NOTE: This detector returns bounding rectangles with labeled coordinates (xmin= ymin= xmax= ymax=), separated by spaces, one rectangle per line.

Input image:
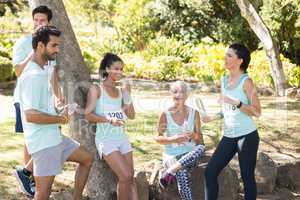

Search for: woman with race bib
xmin=204 ymin=44 xmax=261 ymax=200
xmin=85 ymin=53 xmax=138 ymax=200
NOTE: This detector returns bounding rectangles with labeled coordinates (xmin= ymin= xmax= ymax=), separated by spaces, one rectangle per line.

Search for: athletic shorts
xmin=31 ymin=136 xmax=80 ymax=176
xmin=96 ymin=138 xmax=133 ymax=159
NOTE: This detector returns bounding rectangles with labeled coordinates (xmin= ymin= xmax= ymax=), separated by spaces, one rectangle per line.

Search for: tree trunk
xmin=235 ymin=0 xmax=287 ymax=96
xmin=28 ymin=1 xmax=117 ymax=199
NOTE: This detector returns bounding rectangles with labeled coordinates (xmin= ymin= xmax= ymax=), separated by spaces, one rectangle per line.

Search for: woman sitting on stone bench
xmin=154 ymin=80 xmax=205 ymax=200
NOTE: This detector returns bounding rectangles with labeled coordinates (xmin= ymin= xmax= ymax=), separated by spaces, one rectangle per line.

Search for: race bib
xmin=103 ymin=110 xmax=127 ymax=121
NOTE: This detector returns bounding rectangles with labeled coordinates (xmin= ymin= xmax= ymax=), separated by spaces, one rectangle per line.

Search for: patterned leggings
xmin=175 ymin=145 xmax=205 ymax=200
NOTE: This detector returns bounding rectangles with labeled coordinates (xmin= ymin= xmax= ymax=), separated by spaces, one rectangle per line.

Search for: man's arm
xmin=20 ymin=74 xmax=68 ymax=125
xmin=25 ymin=109 xmax=67 ymax=124
xmin=51 ymin=68 xmax=65 ymax=109
xmin=14 ymin=50 xmax=34 ymax=77
xmin=13 ymin=36 xmax=34 ymax=77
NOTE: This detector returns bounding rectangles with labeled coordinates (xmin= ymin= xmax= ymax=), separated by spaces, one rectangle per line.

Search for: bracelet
xmin=62 ymin=115 xmax=69 ymax=123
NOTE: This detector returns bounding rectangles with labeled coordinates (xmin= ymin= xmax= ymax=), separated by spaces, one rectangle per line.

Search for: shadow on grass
xmin=260 ymin=138 xmax=298 ymax=159
xmin=0 ymin=88 xmax=14 ymax=96
xmin=132 ymin=142 xmax=148 ymax=155
xmin=0 ymin=160 xmax=28 ymax=200
xmin=263 ymin=101 xmax=300 ymax=111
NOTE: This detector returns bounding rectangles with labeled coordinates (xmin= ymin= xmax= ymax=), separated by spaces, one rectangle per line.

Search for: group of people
xmin=12 ymin=5 xmax=261 ymax=200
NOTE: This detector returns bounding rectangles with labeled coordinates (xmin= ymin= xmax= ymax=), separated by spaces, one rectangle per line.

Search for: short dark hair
xmin=32 ymin=5 xmax=53 ymax=21
xmin=32 ymin=26 xmax=61 ymax=49
xmin=229 ymin=43 xmax=251 ymax=73
xmin=99 ymin=53 xmax=123 ymax=78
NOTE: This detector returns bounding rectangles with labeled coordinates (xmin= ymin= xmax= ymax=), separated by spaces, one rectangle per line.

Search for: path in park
xmin=0 ymin=87 xmax=293 ymax=134
xmin=0 ymin=89 xmax=220 ymax=123
xmin=0 ymin=92 xmax=14 ymax=123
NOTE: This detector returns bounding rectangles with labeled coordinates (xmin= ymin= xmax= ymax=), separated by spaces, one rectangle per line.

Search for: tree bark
xmin=235 ymin=0 xmax=287 ymax=96
xmin=29 ymin=1 xmax=117 ymax=199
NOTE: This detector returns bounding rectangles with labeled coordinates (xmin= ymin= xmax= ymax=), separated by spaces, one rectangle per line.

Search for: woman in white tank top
xmin=155 ymin=81 xmax=205 ymax=200
xmin=85 ymin=53 xmax=138 ymax=200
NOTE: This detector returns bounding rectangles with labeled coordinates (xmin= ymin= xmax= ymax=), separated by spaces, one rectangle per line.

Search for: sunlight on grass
xmin=0 ymin=96 xmax=299 ymax=198
xmin=0 ymin=119 xmax=28 ymax=200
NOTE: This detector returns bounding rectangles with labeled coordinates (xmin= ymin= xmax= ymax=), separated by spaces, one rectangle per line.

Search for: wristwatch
xmin=237 ymin=101 xmax=243 ymax=109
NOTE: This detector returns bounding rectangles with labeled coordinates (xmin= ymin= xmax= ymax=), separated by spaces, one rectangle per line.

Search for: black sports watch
xmin=237 ymin=101 xmax=243 ymax=109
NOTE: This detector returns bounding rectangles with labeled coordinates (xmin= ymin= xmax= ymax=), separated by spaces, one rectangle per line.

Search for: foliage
xmin=1 ymin=0 xmax=299 ymax=89
xmin=141 ymin=36 xmax=194 ymax=62
xmin=113 ymin=0 xmax=160 ymax=51
xmin=123 ymin=41 xmax=300 ymax=88
xmin=248 ymin=51 xmax=299 ymax=87
xmin=288 ymin=66 xmax=300 ymax=87
xmin=66 ymin=0 xmax=118 ymax=26
xmin=0 ymin=56 xmax=13 ymax=82
xmin=260 ymin=0 xmax=300 ymax=65
xmin=82 ymin=50 xmax=98 ymax=74
xmin=0 ymin=0 xmax=27 ymax=16
xmin=150 ymin=0 xmax=260 ymax=51
xmin=0 ymin=35 xmax=14 ymax=82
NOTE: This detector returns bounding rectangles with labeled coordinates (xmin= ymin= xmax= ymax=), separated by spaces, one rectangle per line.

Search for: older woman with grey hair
xmin=154 ymin=81 xmax=205 ymax=200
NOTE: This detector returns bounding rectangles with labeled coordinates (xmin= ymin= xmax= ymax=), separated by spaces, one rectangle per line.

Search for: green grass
xmin=0 ymin=95 xmax=300 ymax=198
xmin=0 ymin=119 xmax=27 ymax=200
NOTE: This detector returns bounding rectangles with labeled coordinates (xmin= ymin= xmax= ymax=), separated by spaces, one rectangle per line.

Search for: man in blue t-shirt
xmin=19 ymin=25 xmax=93 ymax=200
xmin=12 ymin=5 xmax=63 ymax=197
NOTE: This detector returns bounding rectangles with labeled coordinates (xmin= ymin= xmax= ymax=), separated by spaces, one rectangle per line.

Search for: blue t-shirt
xmin=12 ymin=35 xmax=56 ymax=103
xmin=12 ymin=35 xmax=32 ymax=67
xmin=19 ymin=60 xmax=62 ymax=154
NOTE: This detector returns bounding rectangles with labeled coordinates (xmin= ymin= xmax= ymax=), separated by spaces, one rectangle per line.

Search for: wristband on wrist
xmin=123 ymin=95 xmax=132 ymax=105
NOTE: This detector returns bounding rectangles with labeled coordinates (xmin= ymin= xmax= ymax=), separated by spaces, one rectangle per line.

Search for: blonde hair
xmin=170 ymin=81 xmax=190 ymax=96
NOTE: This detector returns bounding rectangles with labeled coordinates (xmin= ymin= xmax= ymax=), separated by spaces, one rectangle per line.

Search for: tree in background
xmin=66 ymin=0 xmax=119 ymax=38
xmin=151 ymin=0 xmax=288 ymax=96
xmin=236 ymin=0 xmax=287 ymax=96
xmin=260 ymin=0 xmax=300 ymax=65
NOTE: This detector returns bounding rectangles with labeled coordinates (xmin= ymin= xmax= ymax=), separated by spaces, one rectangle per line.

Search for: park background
xmin=0 ymin=0 xmax=299 ymax=199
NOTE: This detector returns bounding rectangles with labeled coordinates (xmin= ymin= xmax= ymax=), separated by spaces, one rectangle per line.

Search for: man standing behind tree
xmin=19 ymin=25 xmax=93 ymax=200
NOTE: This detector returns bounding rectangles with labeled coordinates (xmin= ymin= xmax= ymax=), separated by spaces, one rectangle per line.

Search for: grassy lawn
xmin=0 ymin=91 xmax=299 ymax=199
